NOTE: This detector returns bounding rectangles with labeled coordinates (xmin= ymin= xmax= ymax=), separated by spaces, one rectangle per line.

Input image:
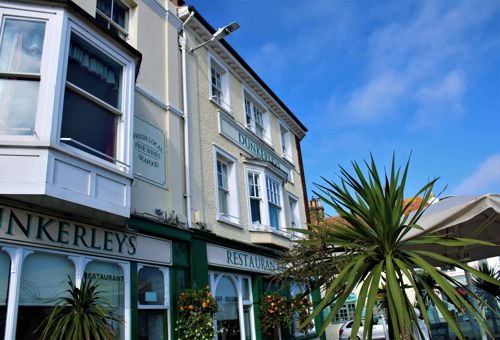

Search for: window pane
xmin=138 ymin=266 xmax=165 ymax=306
xmin=113 ymin=1 xmax=128 ymax=29
xmin=250 ymin=199 xmax=261 ymax=224
xmin=17 ymin=253 xmax=75 ymax=339
xmin=0 ymin=19 xmax=45 ymax=74
xmin=269 ymin=204 xmax=280 ymax=229
xmin=97 ymin=0 xmax=112 ymax=17
xmin=138 ymin=310 xmax=166 ymax=340
xmin=0 ymin=251 xmax=9 ymax=339
xmin=85 ymin=261 xmax=125 ymax=339
xmin=0 ymin=79 xmax=38 ymax=135
xmin=219 ymin=188 xmax=228 ymax=215
xmin=61 ymin=89 xmax=117 ymax=159
xmin=67 ymin=34 xmax=122 ymax=108
xmin=19 ymin=253 xmax=74 ymax=305
xmin=242 ymin=278 xmax=250 ymax=301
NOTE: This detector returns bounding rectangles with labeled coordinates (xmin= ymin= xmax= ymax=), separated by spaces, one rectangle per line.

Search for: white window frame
xmin=245 ymin=165 xmax=286 ymax=231
xmin=209 ymin=54 xmax=231 ymax=112
xmin=0 ymin=4 xmax=135 ymax=175
xmin=279 ymin=122 xmax=293 ymax=162
xmin=247 ymin=171 xmax=262 ymax=225
xmin=0 ymin=4 xmax=63 ymax=143
xmin=242 ymin=88 xmax=272 ymax=146
xmin=209 ymin=271 xmax=255 ymax=340
xmin=95 ymin=0 xmax=130 ymax=41
xmin=0 ymin=243 xmax=132 ymax=340
xmin=214 ymin=147 xmax=241 ymax=226
xmin=137 ymin=264 xmax=170 ymax=340
xmin=287 ymin=192 xmax=301 ymax=230
xmin=57 ymin=16 xmax=135 ymax=172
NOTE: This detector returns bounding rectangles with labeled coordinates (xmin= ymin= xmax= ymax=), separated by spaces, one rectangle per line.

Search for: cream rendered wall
xmin=187 ymin=33 xmax=308 ymax=243
xmin=130 ymin=1 xmax=186 ymax=220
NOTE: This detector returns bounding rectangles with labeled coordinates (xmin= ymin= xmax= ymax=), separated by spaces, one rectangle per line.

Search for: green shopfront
xmin=0 ymin=204 xmax=172 ymax=340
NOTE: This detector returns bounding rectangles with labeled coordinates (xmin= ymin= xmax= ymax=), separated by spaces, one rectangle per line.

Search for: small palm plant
xmin=38 ymin=276 xmax=120 ymax=340
xmin=294 ymin=155 xmax=500 ymax=339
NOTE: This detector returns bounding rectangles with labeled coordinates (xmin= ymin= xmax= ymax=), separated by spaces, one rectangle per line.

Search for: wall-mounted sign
xmin=133 ymin=116 xmax=166 ymax=187
xmin=219 ymin=112 xmax=291 ymax=174
xmin=0 ymin=205 xmax=172 ymax=265
xmin=207 ymin=244 xmax=279 ymax=274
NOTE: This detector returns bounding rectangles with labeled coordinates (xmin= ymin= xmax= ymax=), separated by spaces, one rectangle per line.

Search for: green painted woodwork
xmin=189 ymin=237 xmax=209 ymax=287
xmin=130 ymin=261 xmax=138 ymax=340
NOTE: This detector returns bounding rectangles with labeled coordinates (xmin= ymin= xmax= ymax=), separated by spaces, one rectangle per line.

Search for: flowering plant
xmin=259 ymin=292 xmax=293 ymax=335
xmin=291 ymin=295 xmax=314 ymax=334
xmin=175 ymin=286 xmax=217 ymax=340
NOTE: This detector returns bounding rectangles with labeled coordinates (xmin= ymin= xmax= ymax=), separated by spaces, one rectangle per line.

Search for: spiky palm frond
xmin=293 ymin=155 xmax=500 ymax=339
xmin=38 ymin=276 xmax=120 ymax=340
xmin=473 ymin=262 xmax=500 ymax=302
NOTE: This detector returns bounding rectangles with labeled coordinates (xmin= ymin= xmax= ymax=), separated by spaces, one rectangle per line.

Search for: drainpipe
xmin=180 ymin=10 xmax=195 ymax=228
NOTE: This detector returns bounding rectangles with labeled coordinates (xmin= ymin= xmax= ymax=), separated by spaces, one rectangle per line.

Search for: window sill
xmin=210 ymin=97 xmax=233 ymax=116
xmin=53 ymin=143 xmax=133 ymax=179
xmin=217 ymin=215 xmax=243 ymax=228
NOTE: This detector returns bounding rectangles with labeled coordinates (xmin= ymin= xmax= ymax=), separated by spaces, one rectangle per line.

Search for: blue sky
xmin=188 ymin=0 xmax=500 ymax=216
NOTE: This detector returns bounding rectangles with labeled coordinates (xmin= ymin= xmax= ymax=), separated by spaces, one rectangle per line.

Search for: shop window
xmin=290 ymin=284 xmax=315 ymax=336
xmin=137 ymin=266 xmax=168 ymax=340
xmin=17 ymin=252 xmax=75 ymax=339
xmin=61 ymin=33 xmax=123 ymax=162
xmin=244 ymin=92 xmax=271 ymax=145
xmin=211 ymin=272 xmax=254 ymax=340
xmin=0 ymin=251 xmax=10 ymax=338
xmin=95 ymin=0 xmax=129 ymax=40
xmin=85 ymin=260 xmax=125 ymax=339
xmin=332 ymin=301 xmax=356 ymax=323
xmin=209 ymin=57 xmax=230 ymax=111
xmin=215 ymin=148 xmax=240 ymax=225
xmin=215 ymin=275 xmax=240 ymax=340
xmin=0 ymin=17 xmax=45 ymax=135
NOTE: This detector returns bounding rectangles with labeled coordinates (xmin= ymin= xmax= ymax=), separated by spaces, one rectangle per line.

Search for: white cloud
xmin=453 ymin=154 xmax=500 ymax=195
xmin=326 ymin=1 xmax=500 ymax=128
xmin=414 ymin=70 xmax=467 ymax=128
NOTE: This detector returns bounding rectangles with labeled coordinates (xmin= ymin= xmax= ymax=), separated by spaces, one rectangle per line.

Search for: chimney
xmin=308 ymin=197 xmax=325 ymax=225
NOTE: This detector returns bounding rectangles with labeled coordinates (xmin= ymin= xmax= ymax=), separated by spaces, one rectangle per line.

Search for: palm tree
xmin=296 ymin=155 xmax=499 ymax=339
xmin=472 ymin=262 xmax=500 ymax=334
xmin=37 ymin=276 xmax=120 ymax=340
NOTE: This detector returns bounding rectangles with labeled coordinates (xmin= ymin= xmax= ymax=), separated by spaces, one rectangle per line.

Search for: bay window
xmin=0 ymin=16 xmax=45 ymax=135
xmin=61 ymin=33 xmax=123 ymax=162
xmin=215 ymin=148 xmax=240 ymax=225
xmin=247 ymin=172 xmax=261 ymax=224
xmin=266 ymin=177 xmax=282 ymax=230
xmin=246 ymin=167 xmax=285 ymax=231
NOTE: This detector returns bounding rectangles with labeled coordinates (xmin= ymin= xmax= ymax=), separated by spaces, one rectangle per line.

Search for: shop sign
xmin=0 ymin=205 xmax=172 ymax=265
xmin=133 ymin=116 xmax=167 ymax=187
xmin=207 ymin=244 xmax=279 ymax=274
xmin=219 ymin=112 xmax=290 ymax=173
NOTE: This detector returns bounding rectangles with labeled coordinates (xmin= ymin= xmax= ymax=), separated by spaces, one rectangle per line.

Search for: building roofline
xmin=188 ymin=6 xmax=308 ymax=134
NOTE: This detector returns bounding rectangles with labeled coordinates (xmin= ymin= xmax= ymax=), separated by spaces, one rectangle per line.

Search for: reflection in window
xmin=138 ymin=266 xmax=167 ymax=340
xmin=61 ymin=34 xmax=122 ymax=161
xmin=0 ymin=18 xmax=45 ymax=135
xmin=16 ymin=253 xmax=75 ymax=339
xmin=0 ymin=251 xmax=10 ymax=339
xmin=138 ymin=266 xmax=165 ymax=306
xmin=216 ymin=276 xmax=240 ymax=340
xmin=85 ymin=261 xmax=124 ymax=339
xmin=96 ymin=0 xmax=129 ymax=39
